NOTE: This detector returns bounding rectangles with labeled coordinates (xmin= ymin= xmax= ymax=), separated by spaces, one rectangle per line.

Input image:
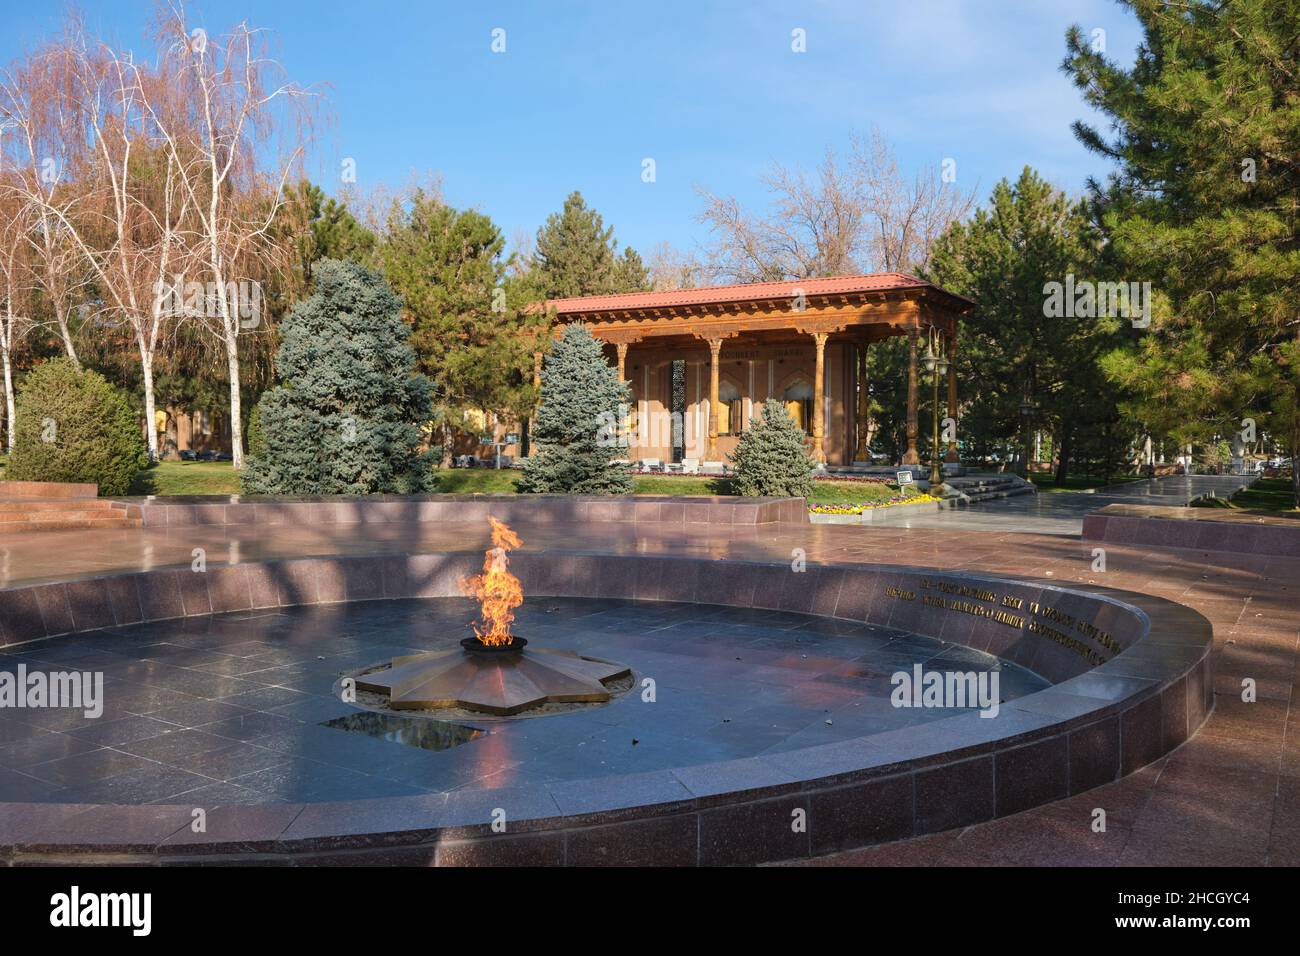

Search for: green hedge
xmin=5 ymin=358 xmax=147 ymax=495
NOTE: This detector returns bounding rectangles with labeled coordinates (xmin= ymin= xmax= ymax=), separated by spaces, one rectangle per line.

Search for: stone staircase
xmin=0 ymin=481 xmax=141 ymax=533
xmin=943 ymin=473 xmax=1037 ymax=505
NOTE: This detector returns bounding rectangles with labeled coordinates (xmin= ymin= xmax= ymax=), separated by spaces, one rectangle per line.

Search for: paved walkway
xmin=866 ymin=474 xmax=1260 ymax=536
xmin=0 ymin=507 xmax=1295 ymax=865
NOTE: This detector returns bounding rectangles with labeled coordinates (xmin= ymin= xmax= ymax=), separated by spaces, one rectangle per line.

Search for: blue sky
xmin=0 ymin=1 xmax=1142 ymax=260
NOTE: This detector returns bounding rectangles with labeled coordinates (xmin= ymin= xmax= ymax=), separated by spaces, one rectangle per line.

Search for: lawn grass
xmin=431 ymin=470 xmax=733 ymax=497
xmin=1191 ymin=477 xmax=1298 ymax=513
xmin=122 ymin=460 xmax=899 ymax=505
xmin=436 ymin=469 xmax=897 ymax=504
xmin=806 ymin=480 xmax=897 ymax=506
xmin=430 ymin=470 xmax=898 ymax=504
xmin=130 ymin=460 xmax=242 ymax=495
xmin=430 ymin=468 xmax=522 ymax=494
xmin=2 ymin=455 xmax=246 ymax=496
xmin=1029 ymin=471 xmax=1144 ymax=493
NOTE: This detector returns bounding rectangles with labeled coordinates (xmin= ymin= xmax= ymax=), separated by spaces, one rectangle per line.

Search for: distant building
xmin=153 ymin=406 xmax=233 ymax=460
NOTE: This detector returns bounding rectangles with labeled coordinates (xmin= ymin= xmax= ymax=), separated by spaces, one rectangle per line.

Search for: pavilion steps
xmin=0 ymin=497 xmax=140 ymax=533
xmin=943 ymin=474 xmax=1037 ymax=505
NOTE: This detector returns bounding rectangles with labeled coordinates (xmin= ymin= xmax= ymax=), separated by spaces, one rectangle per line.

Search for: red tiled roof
xmin=545 ymin=272 xmax=966 ymax=314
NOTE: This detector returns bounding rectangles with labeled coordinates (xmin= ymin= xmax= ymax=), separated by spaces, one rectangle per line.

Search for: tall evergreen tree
xmin=285 ymin=181 xmax=376 ymax=285
xmin=1063 ymin=0 xmax=1300 ymax=501
xmin=517 ymin=323 xmax=633 ymax=494
xmin=926 ymin=168 xmax=1120 ymax=479
xmin=533 ymin=191 xmax=649 ymax=299
xmin=615 ymin=246 xmax=650 ymax=293
xmin=242 ymin=259 xmax=435 ymax=494
xmin=376 ymin=191 xmax=546 ymax=454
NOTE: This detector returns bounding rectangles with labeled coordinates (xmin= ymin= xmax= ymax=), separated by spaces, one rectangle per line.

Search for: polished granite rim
xmin=0 ymin=551 xmax=1213 ymax=865
xmin=1084 ymin=502 xmax=1300 ymax=557
xmin=108 ymin=492 xmax=809 ymax=529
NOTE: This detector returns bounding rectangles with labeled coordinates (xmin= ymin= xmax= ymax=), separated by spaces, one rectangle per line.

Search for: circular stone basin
xmin=0 ymin=597 xmax=1048 ymax=806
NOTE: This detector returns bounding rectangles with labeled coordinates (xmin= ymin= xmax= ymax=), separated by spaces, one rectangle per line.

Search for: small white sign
xmin=896 ymin=471 xmax=914 ymax=486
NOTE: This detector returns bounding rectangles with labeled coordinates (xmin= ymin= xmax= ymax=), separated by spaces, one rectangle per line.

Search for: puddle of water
xmin=321 ymin=711 xmax=485 ymax=752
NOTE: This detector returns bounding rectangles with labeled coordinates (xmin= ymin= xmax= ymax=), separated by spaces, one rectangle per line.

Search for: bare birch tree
xmin=32 ymin=31 xmax=200 ymax=462
xmin=143 ymin=7 xmax=316 ymax=469
xmin=0 ymin=49 xmax=94 ymax=367
xmin=0 ymin=181 xmax=34 ymax=451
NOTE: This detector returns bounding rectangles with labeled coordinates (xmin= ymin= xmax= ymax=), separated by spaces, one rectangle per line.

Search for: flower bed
xmin=811 ymin=474 xmax=894 ymax=484
xmin=808 ymin=493 xmax=942 ymax=515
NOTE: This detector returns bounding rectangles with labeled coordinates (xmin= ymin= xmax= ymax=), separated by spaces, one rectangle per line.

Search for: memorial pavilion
xmin=541 ymin=273 xmax=973 ymax=467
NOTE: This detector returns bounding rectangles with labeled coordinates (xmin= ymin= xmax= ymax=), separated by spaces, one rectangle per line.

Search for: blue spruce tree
xmin=517 ymin=323 xmax=634 ymax=494
xmin=729 ymin=400 xmax=816 ymax=498
xmin=242 ymin=259 xmax=435 ymax=494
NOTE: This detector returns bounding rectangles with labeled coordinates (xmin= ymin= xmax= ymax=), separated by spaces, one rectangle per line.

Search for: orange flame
xmin=460 ymin=516 xmax=524 ymax=646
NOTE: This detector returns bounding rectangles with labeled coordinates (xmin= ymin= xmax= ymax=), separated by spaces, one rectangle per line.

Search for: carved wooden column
xmin=707 ymin=338 xmax=723 ymax=459
xmin=903 ymin=329 xmax=920 ymax=465
xmin=615 ymin=342 xmax=631 ymax=448
xmin=811 ymin=332 xmax=828 ymax=463
xmin=945 ymin=329 xmax=960 ymax=463
xmin=854 ymin=342 xmax=871 ymax=462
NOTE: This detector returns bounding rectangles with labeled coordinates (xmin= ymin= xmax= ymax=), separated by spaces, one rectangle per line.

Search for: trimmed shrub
xmin=245 ymin=401 xmax=266 ymax=459
xmin=517 ymin=323 xmax=633 ymax=494
xmin=241 ymin=259 xmax=436 ymax=495
xmin=5 ymin=358 xmax=147 ymax=495
xmin=729 ymin=399 xmax=816 ymax=497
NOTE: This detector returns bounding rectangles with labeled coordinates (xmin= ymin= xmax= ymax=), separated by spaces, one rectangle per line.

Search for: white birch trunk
xmin=1 ymin=342 xmax=13 ymax=453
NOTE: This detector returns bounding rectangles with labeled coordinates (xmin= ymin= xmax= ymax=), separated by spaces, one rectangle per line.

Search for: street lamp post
xmin=921 ymin=328 xmax=949 ymax=490
xmin=1018 ymin=399 xmax=1037 ymax=479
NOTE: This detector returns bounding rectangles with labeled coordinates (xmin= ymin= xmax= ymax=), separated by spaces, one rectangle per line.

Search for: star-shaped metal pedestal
xmin=355 ymin=642 xmax=631 ymax=716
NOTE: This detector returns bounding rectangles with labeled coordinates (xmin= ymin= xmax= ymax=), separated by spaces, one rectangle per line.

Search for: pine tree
xmin=615 ymin=246 xmax=650 ymax=292
xmin=925 ymin=168 xmax=1120 ymax=480
xmin=286 ymin=181 xmax=376 ymax=283
xmin=241 ymin=259 xmax=435 ymax=495
xmin=1063 ymin=0 xmax=1300 ymax=502
xmin=729 ymin=400 xmax=816 ymax=498
xmin=533 ymin=191 xmax=649 ymax=299
xmin=377 ymin=191 xmax=545 ymax=451
xmin=517 ymin=323 xmax=633 ymax=494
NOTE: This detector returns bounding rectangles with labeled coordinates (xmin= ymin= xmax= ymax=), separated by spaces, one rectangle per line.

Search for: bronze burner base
xmin=354 ymin=639 xmax=631 ymax=717
xmin=459 ymin=636 xmax=528 ymax=655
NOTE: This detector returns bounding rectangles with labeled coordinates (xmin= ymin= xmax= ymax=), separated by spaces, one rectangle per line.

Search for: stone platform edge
xmin=1083 ymin=503 xmax=1300 ymax=557
xmin=109 ymin=493 xmax=809 ymax=528
xmin=0 ymin=480 xmax=99 ymax=499
xmin=0 ymin=552 xmax=1212 ymax=866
